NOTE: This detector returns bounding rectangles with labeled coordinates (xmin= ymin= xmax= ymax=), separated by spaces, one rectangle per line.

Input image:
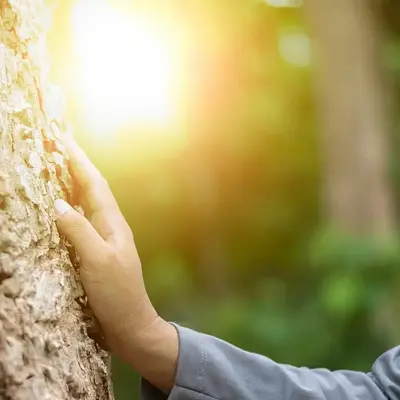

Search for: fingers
xmin=55 ymin=199 xmax=107 ymax=263
xmin=63 ymin=136 xmax=126 ymax=241
xmin=64 ymin=136 xmax=119 ymax=214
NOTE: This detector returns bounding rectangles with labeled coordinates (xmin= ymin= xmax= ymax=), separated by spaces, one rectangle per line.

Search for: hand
xmin=55 ymin=137 xmax=178 ymax=391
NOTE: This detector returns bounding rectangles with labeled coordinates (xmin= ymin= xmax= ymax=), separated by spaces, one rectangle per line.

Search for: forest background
xmin=46 ymin=0 xmax=400 ymax=398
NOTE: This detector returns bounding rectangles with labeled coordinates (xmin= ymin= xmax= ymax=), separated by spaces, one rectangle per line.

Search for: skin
xmin=55 ymin=137 xmax=178 ymax=392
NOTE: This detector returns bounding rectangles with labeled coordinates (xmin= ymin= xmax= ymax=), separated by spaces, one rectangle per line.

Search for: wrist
xmin=103 ymin=295 xmax=158 ymax=359
xmin=128 ymin=296 xmax=160 ymax=339
xmin=127 ymin=317 xmax=179 ymax=392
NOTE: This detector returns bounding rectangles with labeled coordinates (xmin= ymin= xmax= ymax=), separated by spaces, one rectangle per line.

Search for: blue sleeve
xmin=141 ymin=324 xmax=400 ymax=400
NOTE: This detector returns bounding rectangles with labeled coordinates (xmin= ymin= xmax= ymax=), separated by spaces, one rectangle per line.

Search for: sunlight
xmin=72 ymin=0 xmax=178 ymax=135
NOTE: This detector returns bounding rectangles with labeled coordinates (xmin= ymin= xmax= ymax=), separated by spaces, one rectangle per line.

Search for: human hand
xmin=55 ymin=138 xmax=178 ymax=390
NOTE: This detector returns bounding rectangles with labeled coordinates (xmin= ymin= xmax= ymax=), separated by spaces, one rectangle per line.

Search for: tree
xmin=0 ymin=1 xmax=113 ymax=398
xmin=306 ymin=0 xmax=396 ymax=238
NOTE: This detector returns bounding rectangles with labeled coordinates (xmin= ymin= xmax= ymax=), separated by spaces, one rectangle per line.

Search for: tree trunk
xmin=306 ymin=0 xmax=395 ymax=238
xmin=0 ymin=1 xmax=113 ymax=399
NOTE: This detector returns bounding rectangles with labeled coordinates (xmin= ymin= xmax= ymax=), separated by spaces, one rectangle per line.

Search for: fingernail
xmin=55 ymin=199 xmax=72 ymax=216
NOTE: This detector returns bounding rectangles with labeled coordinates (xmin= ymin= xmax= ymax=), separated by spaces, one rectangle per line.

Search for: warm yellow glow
xmin=72 ymin=0 xmax=178 ymax=135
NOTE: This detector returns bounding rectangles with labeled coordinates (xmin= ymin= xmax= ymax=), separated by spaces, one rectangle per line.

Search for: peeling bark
xmin=0 ymin=1 xmax=113 ymax=399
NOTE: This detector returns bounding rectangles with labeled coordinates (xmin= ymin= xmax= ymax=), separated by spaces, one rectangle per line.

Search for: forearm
xmin=140 ymin=324 xmax=399 ymax=400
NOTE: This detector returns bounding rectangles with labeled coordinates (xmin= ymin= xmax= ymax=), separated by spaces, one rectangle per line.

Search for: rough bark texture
xmin=0 ymin=1 xmax=113 ymax=399
xmin=306 ymin=0 xmax=395 ymax=237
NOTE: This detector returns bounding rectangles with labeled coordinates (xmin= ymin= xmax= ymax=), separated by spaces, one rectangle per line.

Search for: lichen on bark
xmin=0 ymin=0 xmax=113 ymax=398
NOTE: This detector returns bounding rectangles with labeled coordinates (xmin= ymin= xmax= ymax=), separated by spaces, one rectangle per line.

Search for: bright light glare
xmin=279 ymin=31 xmax=311 ymax=67
xmin=72 ymin=0 xmax=177 ymax=135
xmin=265 ymin=0 xmax=303 ymax=7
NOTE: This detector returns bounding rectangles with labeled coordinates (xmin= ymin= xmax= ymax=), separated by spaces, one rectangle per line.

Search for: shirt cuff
xmin=141 ymin=323 xmax=215 ymax=400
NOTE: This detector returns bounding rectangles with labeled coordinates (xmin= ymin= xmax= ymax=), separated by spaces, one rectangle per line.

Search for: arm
xmin=55 ymin=137 xmax=399 ymax=400
xmin=141 ymin=324 xmax=399 ymax=400
xmin=54 ymin=137 xmax=178 ymax=391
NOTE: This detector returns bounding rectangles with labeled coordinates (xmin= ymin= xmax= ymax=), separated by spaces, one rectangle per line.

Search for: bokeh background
xmin=46 ymin=0 xmax=400 ymax=398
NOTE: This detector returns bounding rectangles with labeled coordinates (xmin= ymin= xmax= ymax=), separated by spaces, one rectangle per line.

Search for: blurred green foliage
xmin=49 ymin=1 xmax=400 ymax=398
xmin=107 ymin=2 xmax=400 ymax=398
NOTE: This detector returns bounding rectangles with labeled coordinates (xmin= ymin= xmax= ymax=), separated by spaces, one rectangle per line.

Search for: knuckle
xmin=102 ymin=247 xmax=119 ymax=266
xmin=96 ymin=175 xmax=109 ymax=190
xmin=66 ymin=214 xmax=87 ymax=234
xmin=82 ymin=172 xmax=107 ymax=193
xmin=124 ymin=227 xmax=134 ymax=241
xmin=63 ymin=214 xmax=85 ymax=236
xmin=116 ymin=217 xmax=133 ymax=239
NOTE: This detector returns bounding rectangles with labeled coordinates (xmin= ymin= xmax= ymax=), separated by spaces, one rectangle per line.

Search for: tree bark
xmin=0 ymin=1 xmax=113 ymax=399
xmin=306 ymin=0 xmax=395 ymax=238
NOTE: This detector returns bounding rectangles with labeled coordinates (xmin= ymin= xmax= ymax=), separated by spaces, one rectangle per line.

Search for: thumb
xmin=55 ymin=199 xmax=105 ymax=262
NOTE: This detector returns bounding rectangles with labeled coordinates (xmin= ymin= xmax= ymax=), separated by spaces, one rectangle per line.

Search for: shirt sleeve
xmin=141 ymin=323 xmax=400 ymax=400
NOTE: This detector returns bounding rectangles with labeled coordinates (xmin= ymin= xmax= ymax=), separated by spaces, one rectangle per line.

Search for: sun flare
xmin=72 ymin=0 xmax=178 ymax=135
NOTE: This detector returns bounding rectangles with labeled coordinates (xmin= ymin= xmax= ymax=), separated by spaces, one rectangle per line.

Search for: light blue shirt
xmin=142 ymin=324 xmax=400 ymax=399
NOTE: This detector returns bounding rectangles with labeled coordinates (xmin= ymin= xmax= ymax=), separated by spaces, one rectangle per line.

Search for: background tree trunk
xmin=306 ymin=0 xmax=396 ymax=238
xmin=0 ymin=1 xmax=113 ymax=398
